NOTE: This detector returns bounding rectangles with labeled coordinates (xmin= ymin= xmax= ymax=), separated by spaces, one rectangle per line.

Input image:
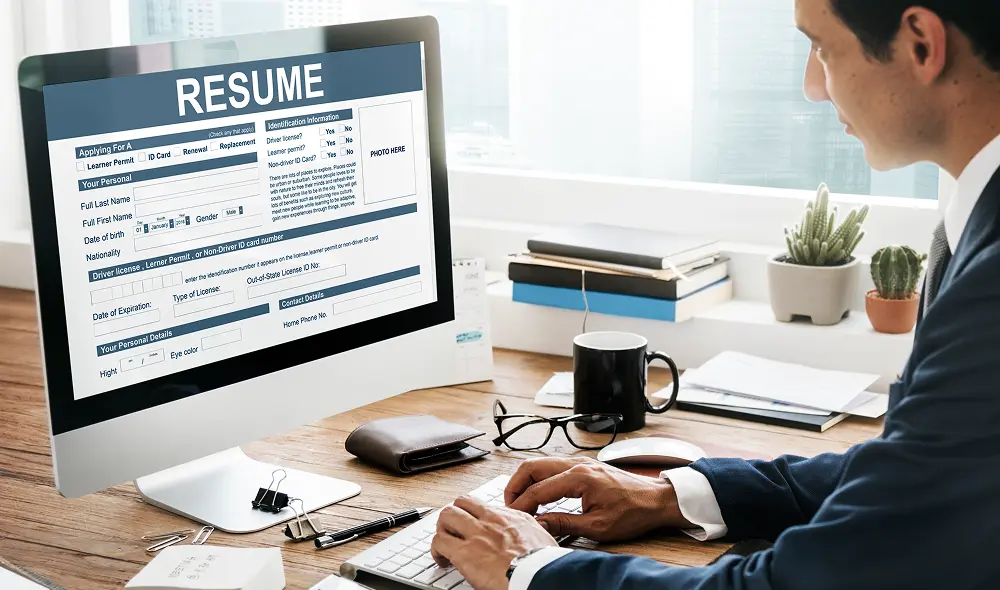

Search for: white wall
xmin=1 ymin=0 xmax=30 ymax=236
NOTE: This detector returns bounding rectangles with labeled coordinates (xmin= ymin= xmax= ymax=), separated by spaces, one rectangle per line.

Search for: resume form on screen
xmin=43 ymin=43 xmax=437 ymax=400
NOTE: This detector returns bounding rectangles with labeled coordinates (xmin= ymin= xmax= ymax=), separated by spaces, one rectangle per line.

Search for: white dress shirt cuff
xmin=662 ymin=466 xmax=728 ymax=541
xmin=508 ymin=546 xmax=574 ymax=590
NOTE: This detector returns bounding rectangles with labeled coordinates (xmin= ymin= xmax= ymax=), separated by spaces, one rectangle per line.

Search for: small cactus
xmin=870 ymin=245 xmax=927 ymax=300
xmin=784 ymin=183 xmax=869 ymax=266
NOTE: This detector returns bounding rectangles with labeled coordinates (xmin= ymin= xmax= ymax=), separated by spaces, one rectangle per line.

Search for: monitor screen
xmin=39 ymin=42 xmax=439 ymax=403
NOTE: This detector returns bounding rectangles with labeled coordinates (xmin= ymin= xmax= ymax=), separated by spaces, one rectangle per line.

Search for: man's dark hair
xmin=830 ymin=0 xmax=1000 ymax=72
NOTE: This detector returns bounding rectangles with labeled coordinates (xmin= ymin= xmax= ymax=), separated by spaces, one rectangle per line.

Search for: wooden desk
xmin=0 ymin=287 xmax=883 ymax=589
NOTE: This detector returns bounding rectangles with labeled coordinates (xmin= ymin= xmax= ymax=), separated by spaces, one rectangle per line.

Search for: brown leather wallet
xmin=345 ymin=415 xmax=490 ymax=475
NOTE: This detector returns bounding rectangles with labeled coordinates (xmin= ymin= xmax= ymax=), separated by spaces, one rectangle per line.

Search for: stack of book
xmin=509 ymin=223 xmax=732 ymax=322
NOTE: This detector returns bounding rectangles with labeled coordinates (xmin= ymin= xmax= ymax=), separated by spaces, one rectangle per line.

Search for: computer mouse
xmin=597 ymin=437 xmax=707 ymax=467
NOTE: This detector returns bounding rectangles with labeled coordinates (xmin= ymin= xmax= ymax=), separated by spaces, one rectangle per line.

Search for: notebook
xmin=527 ymin=223 xmax=719 ymax=270
xmin=512 ymin=278 xmax=733 ymax=323
xmin=676 ymin=401 xmax=851 ymax=433
xmin=508 ymin=256 xmax=729 ymax=300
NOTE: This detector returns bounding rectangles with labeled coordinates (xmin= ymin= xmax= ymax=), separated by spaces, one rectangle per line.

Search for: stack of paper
xmin=657 ymin=352 xmax=889 ymax=419
xmin=534 ymin=372 xmax=575 ymax=409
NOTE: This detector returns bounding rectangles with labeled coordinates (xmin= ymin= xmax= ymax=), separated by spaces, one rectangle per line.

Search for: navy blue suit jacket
xmin=531 ymin=169 xmax=1000 ymax=589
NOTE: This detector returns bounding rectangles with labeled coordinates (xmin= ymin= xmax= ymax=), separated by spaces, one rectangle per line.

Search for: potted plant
xmin=866 ymin=245 xmax=927 ymax=334
xmin=768 ymin=183 xmax=869 ymax=326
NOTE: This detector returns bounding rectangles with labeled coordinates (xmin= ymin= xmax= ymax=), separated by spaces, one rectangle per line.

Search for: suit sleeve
xmin=686 ymin=448 xmax=859 ymax=541
xmin=530 ymin=246 xmax=1000 ymax=590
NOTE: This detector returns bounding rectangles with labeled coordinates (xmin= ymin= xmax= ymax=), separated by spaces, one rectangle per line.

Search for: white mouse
xmin=597 ymin=437 xmax=707 ymax=467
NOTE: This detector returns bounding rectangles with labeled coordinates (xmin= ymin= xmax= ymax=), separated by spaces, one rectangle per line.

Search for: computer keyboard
xmin=339 ymin=475 xmax=583 ymax=589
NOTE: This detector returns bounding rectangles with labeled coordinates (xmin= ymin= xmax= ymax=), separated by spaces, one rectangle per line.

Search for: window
xmin=128 ymin=0 xmax=940 ymax=200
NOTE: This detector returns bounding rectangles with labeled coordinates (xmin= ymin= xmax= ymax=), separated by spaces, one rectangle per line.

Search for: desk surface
xmin=0 ymin=287 xmax=883 ymax=589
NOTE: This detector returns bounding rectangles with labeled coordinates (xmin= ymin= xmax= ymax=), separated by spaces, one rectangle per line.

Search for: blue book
xmin=512 ymin=278 xmax=733 ymax=322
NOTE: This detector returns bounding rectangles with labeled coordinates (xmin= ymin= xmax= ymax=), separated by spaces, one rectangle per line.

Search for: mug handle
xmin=645 ymin=351 xmax=680 ymax=414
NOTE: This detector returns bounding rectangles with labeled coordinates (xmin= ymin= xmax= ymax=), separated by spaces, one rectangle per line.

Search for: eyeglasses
xmin=492 ymin=399 xmax=623 ymax=451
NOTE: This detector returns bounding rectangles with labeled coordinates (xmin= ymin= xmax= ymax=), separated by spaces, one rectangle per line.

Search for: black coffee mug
xmin=573 ymin=332 xmax=680 ymax=433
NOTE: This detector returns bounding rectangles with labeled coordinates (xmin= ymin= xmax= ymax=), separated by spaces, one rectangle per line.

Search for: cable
xmin=581 ymin=269 xmax=589 ymax=334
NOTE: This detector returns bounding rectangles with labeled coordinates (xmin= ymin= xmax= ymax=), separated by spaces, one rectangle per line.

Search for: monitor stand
xmin=134 ymin=447 xmax=361 ymax=534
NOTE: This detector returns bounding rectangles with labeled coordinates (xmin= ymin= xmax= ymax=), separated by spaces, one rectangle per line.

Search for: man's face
xmin=796 ymin=0 xmax=940 ymax=170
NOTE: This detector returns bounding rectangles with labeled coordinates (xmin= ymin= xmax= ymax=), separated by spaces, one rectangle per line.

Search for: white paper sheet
xmin=840 ymin=391 xmax=890 ymax=418
xmin=663 ymin=366 xmax=889 ymax=419
xmin=534 ymin=372 xmax=575 ymax=409
xmin=0 ymin=568 xmax=47 ymax=590
xmin=685 ymin=351 xmax=879 ymax=413
xmin=669 ymin=384 xmax=832 ymax=416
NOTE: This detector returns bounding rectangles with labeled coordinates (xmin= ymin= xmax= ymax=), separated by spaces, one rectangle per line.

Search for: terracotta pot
xmin=865 ymin=290 xmax=919 ymax=334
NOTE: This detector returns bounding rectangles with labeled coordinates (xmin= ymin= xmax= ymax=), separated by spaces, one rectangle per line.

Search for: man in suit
xmin=429 ymin=1 xmax=1000 ymax=588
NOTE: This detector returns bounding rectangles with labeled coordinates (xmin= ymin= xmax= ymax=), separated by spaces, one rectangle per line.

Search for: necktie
xmin=923 ymin=220 xmax=952 ymax=315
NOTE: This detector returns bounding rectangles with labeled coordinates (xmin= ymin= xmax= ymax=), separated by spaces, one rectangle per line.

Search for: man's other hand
xmin=431 ymin=496 xmax=557 ymax=590
xmin=505 ymin=457 xmax=692 ymax=542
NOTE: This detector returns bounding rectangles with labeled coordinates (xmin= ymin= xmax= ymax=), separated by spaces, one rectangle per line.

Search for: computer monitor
xmin=17 ymin=17 xmax=454 ymax=532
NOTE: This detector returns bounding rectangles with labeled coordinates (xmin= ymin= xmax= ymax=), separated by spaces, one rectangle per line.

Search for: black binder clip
xmin=283 ymin=498 xmax=327 ymax=542
xmin=252 ymin=469 xmax=290 ymax=513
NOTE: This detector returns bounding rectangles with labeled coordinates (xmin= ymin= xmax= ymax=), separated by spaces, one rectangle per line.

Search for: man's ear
xmin=898 ymin=7 xmax=948 ymax=84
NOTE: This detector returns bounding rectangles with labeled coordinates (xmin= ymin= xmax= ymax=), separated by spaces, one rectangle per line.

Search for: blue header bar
xmin=89 ymin=203 xmax=418 ymax=282
xmin=278 ymin=266 xmax=421 ymax=310
xmin=78 ymin=152 xmax=257 ymax=192
xmin=43 ymin=43 xmax=423 ymax=141
xmin=96 ymin=304 xmax=270 ymax=357
xmin=265 ymin=108 xmax=353 ymax=132
xmin=75 ymin=122 xmax=255 ymax=159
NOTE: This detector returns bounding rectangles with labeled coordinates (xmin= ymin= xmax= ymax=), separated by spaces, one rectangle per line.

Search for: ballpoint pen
xmin=315 ymin=507 xmax=435 ymax=549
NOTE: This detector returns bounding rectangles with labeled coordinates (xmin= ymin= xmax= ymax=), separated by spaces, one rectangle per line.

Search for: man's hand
xmin=506 ymin=457 xmax=692 ymax=542
xmin=430 ymin=496 xmax=557 ymax=590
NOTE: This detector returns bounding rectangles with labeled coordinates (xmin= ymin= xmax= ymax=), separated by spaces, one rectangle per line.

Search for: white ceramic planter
xmin=767 ymin=255 xmax=860 ymax=326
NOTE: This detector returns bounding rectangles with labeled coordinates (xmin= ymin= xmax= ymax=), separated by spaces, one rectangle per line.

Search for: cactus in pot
xmin=768 ymin=183 xmax=869 ymax=326
xmin=866 ymin=245 xmax=928 ymax=334
xmin=784 ymin=183 xmax=869 ymax=267
xmin=870 ymin=246 xmax=928 ymax=300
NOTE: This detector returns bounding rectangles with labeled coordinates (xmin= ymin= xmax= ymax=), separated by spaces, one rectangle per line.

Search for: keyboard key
xmin=388 ymin=554 xmax=412 ymax=567
xmin=374 ymin=549 xmax=396 ymax=561
xmin=414 ymin=566 xmax=453 ymax=585
xmin=548 ymin=506 xmax=571 ymax=513
xmin=402 ymin=548 xmax=424 ymax=560
xmin=377 ymin=562 xmax=402 ymax=574
xmin=469 ymin=489 xmax=493 ymax=502
xmin=414 ymin=556 xmax=436 ymax=569
xmin=363 ymin=557 xmax=383 ymax=568
xmin=414 ymin=541 xmax=432 ymax=553
xmin=433 ymin=570 xmax=467 ymax=589
xmin=455 ymin=584 xmax=475 ymax=590
xmin=395 ymin=563 xmax=428 ymax=580
xmin=561 ymin=498 xmax=583 ymax=512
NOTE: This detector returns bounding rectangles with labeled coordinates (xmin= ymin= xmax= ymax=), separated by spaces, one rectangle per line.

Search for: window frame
xmin=449 ymin=165 xmax=947 ymax=256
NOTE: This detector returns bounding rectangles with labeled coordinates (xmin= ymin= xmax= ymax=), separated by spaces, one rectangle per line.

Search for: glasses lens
xmin=566 ymin=415 xmax=619 ymax=449
xmin=499 ymin=417 xmax=553 ymax=450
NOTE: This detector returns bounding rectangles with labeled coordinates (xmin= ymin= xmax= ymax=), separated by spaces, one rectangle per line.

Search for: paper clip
xmin=146 ymin=535 xmax=188 ymax=553
xmin=141 ymin=529 xmax=196 ymax=542
xmin=191 ymin=526 xmax=215 ymax=545
xmin=252 ymin=469 xmax=290 ymax=513
xmin=283 ymin=498 xmax=327 ymax=542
